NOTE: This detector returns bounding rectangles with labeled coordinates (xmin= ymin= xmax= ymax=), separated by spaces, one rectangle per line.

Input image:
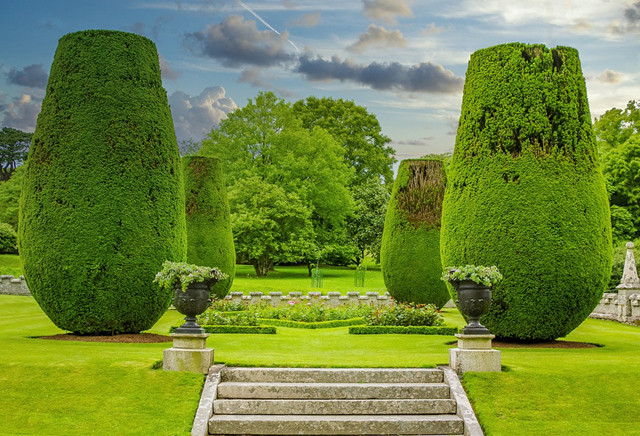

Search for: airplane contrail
xmin=234 ymin=0 xmax=300 ymax=53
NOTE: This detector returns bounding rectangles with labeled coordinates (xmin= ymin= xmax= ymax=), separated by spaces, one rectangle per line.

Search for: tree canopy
xmin=0 ymin=127 xmax=31 ymax=181
xmin=595 ymin=100 xmax=640 ymax=241
xmin=199 ymin=91 xmax=354 ymax=275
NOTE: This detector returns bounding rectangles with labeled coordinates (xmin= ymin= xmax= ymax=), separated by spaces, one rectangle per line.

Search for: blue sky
xmin=1 ymin=0 xmax=639 ymax=161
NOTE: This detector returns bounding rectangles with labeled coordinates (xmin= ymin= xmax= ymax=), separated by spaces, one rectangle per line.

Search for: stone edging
xmin=439 ymin=365 xmax=484 ymax=436
xmin=191 ymin=364 xmax=224 ymax=436
xmin=0 ymin=275 xmax=30 ymax=296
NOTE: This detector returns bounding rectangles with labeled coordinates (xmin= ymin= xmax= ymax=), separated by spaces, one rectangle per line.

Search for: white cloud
xmin=159 ymin=55 xmax=181 ymax=80
xmin=168 ymin=86 xmax=238 ymax=143
xmin=362 ymin=0 xmax=413 ymax=25
xmin=1 ymin=93 xmax=41 ymax=132
xmin=346 ymin=24 xmax=407 ymax=53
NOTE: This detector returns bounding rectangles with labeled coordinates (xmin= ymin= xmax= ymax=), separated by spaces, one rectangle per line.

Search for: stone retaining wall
xmin=225 ymin=291 xmax=393 ymax=307
xmin=0 ymin=275 xmax=31 ymax=296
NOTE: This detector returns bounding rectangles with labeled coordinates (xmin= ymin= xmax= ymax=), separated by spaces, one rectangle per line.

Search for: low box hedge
xmin=170 ymin=325 xmax=276 ymax=334
xmin=258 ymin=317 xmax=366 ymax=329
xmin=348 ymin=325 xmax=458 ymax=335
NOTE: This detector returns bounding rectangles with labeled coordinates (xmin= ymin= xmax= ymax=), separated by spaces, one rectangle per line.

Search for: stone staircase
xmin=205 ymin=367 xmax=475 ymax=435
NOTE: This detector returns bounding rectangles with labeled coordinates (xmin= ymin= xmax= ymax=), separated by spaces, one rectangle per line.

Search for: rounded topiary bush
xmin=380 ymin=159 xmax=450 ymax=308
xmin=441 ymin=43 xmax=612 ymax=341
xmin=19 ymin=30 xmax=186 ymax=335
xmin=0 ymin=222 xmax=17 ymax=254
xmin=182 ymin=156 xmax=235 ymax=299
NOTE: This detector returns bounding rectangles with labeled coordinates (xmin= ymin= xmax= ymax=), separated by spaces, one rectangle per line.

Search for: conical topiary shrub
xmin=380 ymin=159 xmax=450 ymax=308
xmin=182 ymin=156 xmax=235 ymax=299
xmin=441 ymin=43 xmax=612 ymax=341
xmin=19 ymin=30 xmax=186 ymax=335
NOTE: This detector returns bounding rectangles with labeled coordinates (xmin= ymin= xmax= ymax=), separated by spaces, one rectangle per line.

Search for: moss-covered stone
xmin=441 ymin=43 xmax=612 ymax=341
xmin=182 ymin=156 xmax=235 ymax=298
xmin=19 ymin=30 xmax=186 ymax=334
xmin=380 ymin=159 xmax=450 ymax=308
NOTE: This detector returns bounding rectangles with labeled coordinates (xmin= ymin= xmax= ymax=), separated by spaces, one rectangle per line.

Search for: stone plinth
xmin=449 ymin=333 xmax=501 ymax=374
xmin=164 ymin=333 xmax=213 ymax=374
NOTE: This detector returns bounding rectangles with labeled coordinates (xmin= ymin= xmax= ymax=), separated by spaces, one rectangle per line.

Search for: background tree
xmin=292 ymin=96 xmax=395 ymax=186
xmin=441 ymin=43 xmax=612 ymax=341
xmin=595 ymin=100 xmax=640 ymax=241
xmin=347 ymin=177 xmax=390 ymax=264
xmin=0 ymin=127 xmax=31 ymax=181
xmin=293 ymin=96 xmax=395 ymax=262
xmin=0 ymin=165 xmax=25 ymax=230
xmin=200 ymin=92 xmax=353 ymax=276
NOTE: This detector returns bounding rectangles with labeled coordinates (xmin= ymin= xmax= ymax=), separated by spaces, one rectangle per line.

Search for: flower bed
xmin=170 ymin=325 xmax=276 ymax=334
xmin=349 ymin=325 xmax=458 ymax=335
xmin=259 ymin=318 xmax=365 ymax=329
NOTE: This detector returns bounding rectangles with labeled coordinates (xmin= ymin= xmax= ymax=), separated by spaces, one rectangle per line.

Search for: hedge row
xmin=170 ymin=325 xmax=276 ymax=334
xmin=348 ymin=325 xmax=458 ymax=335
xmin=258 ymin=317 xmax=366 ymax=329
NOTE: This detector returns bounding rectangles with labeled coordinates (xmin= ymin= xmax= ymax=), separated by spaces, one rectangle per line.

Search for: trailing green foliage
xmin=153 ymin=261 xmax=227 ymax=292
xmin=259 ymin=317 xmax=365 ymax=329
xmin=0 ymin=223 xmax=17 ymax=254
xmin=182 ymin=156 xmax=235 ymax=298
xmin=348 ymin=325 xmax=458 ymax=335
xmin=441 ymin=43 xmax=612 ymax=341
xmin=170 ymin=324 xmax=276 ymax=334
xmin=380 ymin=159 xmax=450 ymax=308
xmin=442 ymin=265 xmax=503 ymax=287
xmin=19 ymin=30 xmax=186 ymax=334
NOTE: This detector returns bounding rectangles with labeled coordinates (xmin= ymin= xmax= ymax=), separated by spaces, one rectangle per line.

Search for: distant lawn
xmin=2 ymin=294 xmax=640 ymax=435
xmin=0 ymin=254 xmax=386 ymax=295
xmin=0 ymin=253 xmax=22 ymax=277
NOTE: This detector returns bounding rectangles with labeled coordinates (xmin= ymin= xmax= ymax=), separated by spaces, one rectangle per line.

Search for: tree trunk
xmin=253 ymin=258 xmax=271 ymax=277
xmin=307 ymin=262 xmax=313 ymax=277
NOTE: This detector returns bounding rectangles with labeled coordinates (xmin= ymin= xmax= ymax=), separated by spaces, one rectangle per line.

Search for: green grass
xmin=3 ymin=256 xmax=640 ymax=435
xmin=0 ymin=295 xmax=202 ymax=435
xmin=230 ymin=263 xmax=386 ymax=295
xmin=0 ymin=253 xmax=22 ymax=276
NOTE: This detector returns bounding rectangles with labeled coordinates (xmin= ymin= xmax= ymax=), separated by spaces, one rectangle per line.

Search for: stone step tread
xmin=222 ymin=367 xmax=444 ymax=383
xmin=216 ymin=382 xmax=450 ymax=400
xmin=208 ymin=414 xmax=464 ymax=435
xmin=213 ymin=398 xmax=457 ymax=415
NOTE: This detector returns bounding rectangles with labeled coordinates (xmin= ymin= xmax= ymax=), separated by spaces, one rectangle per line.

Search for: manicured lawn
xmin=0 ymin=253 xmax=22 ymax=277
xmin=208 ymin=263 xmax=385 ymax=295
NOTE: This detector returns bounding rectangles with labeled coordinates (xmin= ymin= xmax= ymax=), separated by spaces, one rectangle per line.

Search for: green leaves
xmin=153 ymin=261 xmax=227 ymax=292
xmin=441 ymin=265 xmax=503 ymax=287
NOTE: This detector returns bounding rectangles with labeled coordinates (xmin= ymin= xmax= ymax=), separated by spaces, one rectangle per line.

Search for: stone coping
xmin=439 ymin=365 xmax=484 ymax=436
xmin=191 ymin=364 xmax=225 ymax=436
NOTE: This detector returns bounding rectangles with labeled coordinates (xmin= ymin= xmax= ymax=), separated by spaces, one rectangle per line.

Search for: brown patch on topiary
xmin=396 ymin=160 xmax=445 ymax=229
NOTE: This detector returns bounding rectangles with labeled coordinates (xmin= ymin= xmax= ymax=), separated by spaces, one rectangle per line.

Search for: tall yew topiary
xmin=19 ymin=30 xmax=186 ymax=334
xmin=441 ymin=43 xmax=612 ymax=341
xmin=380 ymin=159 xmax=450 ymax=308
xmin=182 ymin=156 xmax=235 ymax=299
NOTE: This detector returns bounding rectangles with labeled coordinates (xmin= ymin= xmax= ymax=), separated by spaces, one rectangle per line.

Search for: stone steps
xmin=207 ymin=367 xmax=470 ymax=435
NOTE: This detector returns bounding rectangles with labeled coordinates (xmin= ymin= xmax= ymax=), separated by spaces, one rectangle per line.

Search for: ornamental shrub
xmin=19 ymin=30 xmax=186 ymax=334
xmin=182 ymin=156 xmax=235 ymax=298
xmin=440 ymin=43 xmax=612 ymax=341
xmin=0 ymin=222 xmax=17 ymax=254
xmin=380 ymin=159 xmax=450 ymax=308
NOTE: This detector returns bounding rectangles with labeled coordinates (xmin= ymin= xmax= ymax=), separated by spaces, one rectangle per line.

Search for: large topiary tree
xmin=380 ymin=159 xmax=450 ymax=308
xmin=182 ymin=156 xmax=235 ymax=299
xmin=441 ymin=43 xmax=612 ymax=341
xmin=19 ymin=30 xmax=186 ymax=335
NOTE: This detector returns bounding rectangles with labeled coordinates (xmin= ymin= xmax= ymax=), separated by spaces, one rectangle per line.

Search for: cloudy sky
xmin=1 ymin=0 xmax=639 ymax=161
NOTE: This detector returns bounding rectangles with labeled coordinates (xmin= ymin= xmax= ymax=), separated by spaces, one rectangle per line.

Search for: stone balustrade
xmin=0 ymin=275 xmax=30 ymax=296
xmin=226 ymin=290 xmax=392 ymax=307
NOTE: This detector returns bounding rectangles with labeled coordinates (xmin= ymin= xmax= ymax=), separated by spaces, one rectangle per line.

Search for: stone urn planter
xmin=173 ymin=280 xmax=212 ymax=334
xmin=442 ymin=265 xmax=502 ymax=335
xmin=451 ymin=279 xmax=492 ymax=335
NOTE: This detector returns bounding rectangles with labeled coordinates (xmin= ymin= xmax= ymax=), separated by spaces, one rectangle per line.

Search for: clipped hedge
xmin=441 ymin=43 xmax=612 ymax=341
xmin=19 ymin=30 xmax=186 ymax=334
xmin=348 ymin=325 xmax=458 ymax=335
xmin=380 ymin=159 xmax=450 ymax=308
xmin=258 ymin=317 xmax=365 ymax=329
xmin=182 ymin=156 xmax=235 ymax=298
xmin=170 ymin=325 xmax=276 ymax=334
